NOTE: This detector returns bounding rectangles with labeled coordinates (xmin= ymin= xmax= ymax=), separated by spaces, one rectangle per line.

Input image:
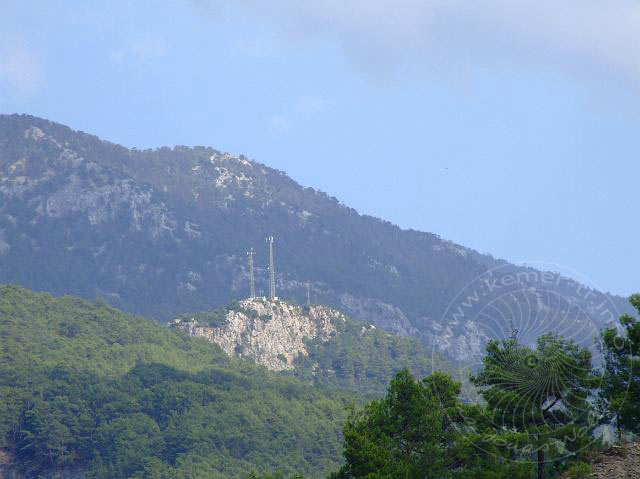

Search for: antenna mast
xmin=509 ymin=318 xmax=519 ymax=342
xmin=247 ymin=248 xmax=256 ymax=298
xmin=305 ymin=282 xmax=311 ymax=306
xmin=266 ymin=236 xmax=276 ymax=300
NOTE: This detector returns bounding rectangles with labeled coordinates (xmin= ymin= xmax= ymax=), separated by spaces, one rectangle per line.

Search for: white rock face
xmin=171 ymin=298 xmax=346 ymax=371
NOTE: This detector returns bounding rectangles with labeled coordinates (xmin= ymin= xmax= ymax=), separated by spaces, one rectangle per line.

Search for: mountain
xmin=0 ymin=114 xmax=632 ymax=360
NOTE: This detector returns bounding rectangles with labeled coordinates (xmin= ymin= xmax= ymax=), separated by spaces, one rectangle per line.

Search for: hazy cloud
xmin=191 ymin=0 xmax=640 ymax=85
xmin=110 ymin=34 xmax=169 ymax=63
xmin=268 ymin=95 xmax=326 ymax=133
xmin=0 ymin=35 xmax=42 ymax=97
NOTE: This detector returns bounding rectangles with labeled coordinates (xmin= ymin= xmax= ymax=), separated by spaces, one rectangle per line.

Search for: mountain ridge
xmin=0 ymin=113 xmax=631 ymax=360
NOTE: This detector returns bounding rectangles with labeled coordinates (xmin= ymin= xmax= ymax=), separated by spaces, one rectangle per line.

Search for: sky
xmin=1 ymin=0 xmax=638 ymax=297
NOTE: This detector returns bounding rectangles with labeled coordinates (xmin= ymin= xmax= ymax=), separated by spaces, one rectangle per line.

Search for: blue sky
xmin=1 ymin=0 xmax=638 ymax=296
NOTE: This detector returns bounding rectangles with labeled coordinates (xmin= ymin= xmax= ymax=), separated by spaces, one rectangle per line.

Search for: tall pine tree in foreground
xmin=599 ymin=294 xmax=640 ymax=435
xmin=330 ymin=369 xmax=532 ymax=479
xmin=472 ymin=333 xmax=595 ymax=479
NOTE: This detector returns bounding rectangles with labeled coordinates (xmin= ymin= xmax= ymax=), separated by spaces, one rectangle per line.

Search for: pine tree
xmin=472 ymin=333 xmax=595 ymax=479
xmin=331 ymin=369 xmax=532 ymax=479
xmin=599 ymin=294 xmax=640 ymax=435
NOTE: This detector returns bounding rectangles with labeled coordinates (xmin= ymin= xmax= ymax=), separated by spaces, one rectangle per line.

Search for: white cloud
xmin=110 ymin=34 xmax=168 ymax=64
xmin=269 ymin=114 xmax=291 ymax=133
xmin=129 ymin=35 xmax=168 ymax=60
xmin=268 ymin=95 xmax=326 ymax=133
xmin=0 ymin=34 xmax=43 ymax=97
xmin=191 ymin=0 xmax=640 ymax=85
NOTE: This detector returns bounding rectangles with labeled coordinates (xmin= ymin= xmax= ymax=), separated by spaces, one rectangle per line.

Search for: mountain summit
xmin=0 ymin=114 xmax=630 ymax=359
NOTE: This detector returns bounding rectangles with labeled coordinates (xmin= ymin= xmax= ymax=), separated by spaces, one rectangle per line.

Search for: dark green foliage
xmin=472 ymin=334 xmax=596 ymax=479
xmin=563 ymin=461 xmax=592 ymax=479
xmin=0 ymin=285 xmax=349 ymax=478
xmin=599 ymin=294 xmax=640 ymax=435
xmin=330 ymin=369 xmax=532 ymax=479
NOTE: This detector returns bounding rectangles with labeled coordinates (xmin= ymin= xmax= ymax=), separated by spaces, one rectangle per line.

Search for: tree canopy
xmin=331 ymin=369 xmax=532 ymax=479
xmin=472 ymin=334 xmax=596 ymax=479
xmin=599 ymin=293 xmax=640 ymax=435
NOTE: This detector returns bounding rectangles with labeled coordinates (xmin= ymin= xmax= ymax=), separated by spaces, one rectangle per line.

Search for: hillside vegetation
xmin=0 ymin=285 xmax=458 ymax=478
xmin=0 ymin=285 xmax=350 ymax=478
xmin=293 ymin=311 xmax=451 ymax=395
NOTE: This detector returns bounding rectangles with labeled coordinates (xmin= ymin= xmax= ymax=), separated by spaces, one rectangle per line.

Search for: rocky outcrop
xmin=170 ymin=298 xmax=346 ymax=371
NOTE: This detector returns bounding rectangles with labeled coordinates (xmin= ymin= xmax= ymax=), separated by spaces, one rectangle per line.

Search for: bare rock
xmin=170 ymin=298 xmax=346 ymax=371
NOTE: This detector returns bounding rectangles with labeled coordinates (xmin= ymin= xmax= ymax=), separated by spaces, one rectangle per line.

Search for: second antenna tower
xmin=266 ymin=236 xmax=276 ymax=300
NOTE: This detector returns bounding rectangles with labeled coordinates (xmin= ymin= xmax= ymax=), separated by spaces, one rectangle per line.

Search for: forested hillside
xmin=0 ymin=285 xmax=350 ymax=478
xmin=0 ymin=285 xmax=457 ymax=478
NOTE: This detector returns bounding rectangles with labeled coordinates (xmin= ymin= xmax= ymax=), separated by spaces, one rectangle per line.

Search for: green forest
xmin=0 ymin=285 xmax=351 ymax=478
xmin=292 ymin=315 xmax=452 ymax=396
xmin=1 ymin=285 xmax=639 ymax=479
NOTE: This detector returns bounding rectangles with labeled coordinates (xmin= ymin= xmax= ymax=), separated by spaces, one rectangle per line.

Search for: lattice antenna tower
xmin=305 ymin=282 xmax=311 ymax=306
xmin=246 ymin=248 xmax=256 ymax=298
xmin=266 ymin=236 xmax=276 ymax=300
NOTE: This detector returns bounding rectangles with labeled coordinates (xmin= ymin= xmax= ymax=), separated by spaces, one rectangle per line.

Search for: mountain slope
xmin=0 ymin=285 xmax=457 ymax=478
xmin=0 ymin=285 xmax=352 ymax=478
xmin=0 ymin=114 xmax=631 ymax=359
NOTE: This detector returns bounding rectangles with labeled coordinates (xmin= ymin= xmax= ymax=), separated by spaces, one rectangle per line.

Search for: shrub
xmin=564 ymin=462 xmax=592 ymax=479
